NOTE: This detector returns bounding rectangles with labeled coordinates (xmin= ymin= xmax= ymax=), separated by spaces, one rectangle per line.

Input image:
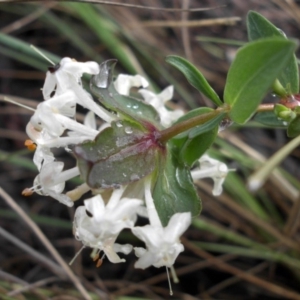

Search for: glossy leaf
xmin=90 ymin=59 xmax=161 ymax=128
xmin=287 ymin=116 xmax=300 ymax=137
xmin=224 ymin=38 xmax=297 ymax=124
xmin=172 ymin=108 xmax=225 ymax=166
xmin=166 ymin=55 xmax=222 ymax=106
xmin=153 ymin=144 xmax=201 ymax=226
xmin=73 ymin=119 xmax=161 ymax=189
xmin=253 ymin=111 xmax=287 ymax=128
xmin=247 ymin=11 xmax=299 ymax=94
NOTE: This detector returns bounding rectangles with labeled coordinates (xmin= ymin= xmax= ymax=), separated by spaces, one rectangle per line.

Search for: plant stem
xmin=158 ymin=102 xmax=277 ymax=144
xmin=158 ymin=106 xmax=229 ymax=144
xmin=256 ymin=103 xmax=275 ymax=112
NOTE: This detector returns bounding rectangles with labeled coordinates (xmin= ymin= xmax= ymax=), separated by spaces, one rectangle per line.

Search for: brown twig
xmin=284 ymin=194 xmax=300 ymax=237
xmin=197 ymin=181 xmax=300 ymax=251
xmin=200 ymin=262 xmax=269 ymax=298
xmin=1 ymin=3 xmax=55 ymax=34
xmin=183 ymin=237 xmax=300 ymax=300
xmin=8 ymin=276 xmax=59 ymax=297
xmin=0 ymin=0 xmax=222 ymax=12
xmin=140 ymin=17 xmax=241 ymax=27
xmin=112 ymin=253 xmax=236 ymax=297
xmin=0 ymin=187 xmax=92 ymax=300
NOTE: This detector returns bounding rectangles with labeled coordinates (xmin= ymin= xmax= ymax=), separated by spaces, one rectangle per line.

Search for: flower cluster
xmin=23 ymin=57 xmax=229 ymax=273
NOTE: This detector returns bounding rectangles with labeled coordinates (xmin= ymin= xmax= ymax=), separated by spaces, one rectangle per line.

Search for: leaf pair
xmin=247 ymin=11 xmax=300 ymax=136
xmin=74 ymin=60 xmax=202 ymax=225
xmin=167 ymin=11 xmax=298 ymax=125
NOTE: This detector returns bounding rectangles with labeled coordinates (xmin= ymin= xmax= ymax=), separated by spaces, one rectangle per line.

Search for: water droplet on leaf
xmin=276 ymin=27 xmax=287 ymax=38
xmin=130 ymin=174 xmax=140 ymax=181
xmin=125 ymin=127 xmax=133 ymax=134
xmin=116 ymin=121 xmax=123 ymax=128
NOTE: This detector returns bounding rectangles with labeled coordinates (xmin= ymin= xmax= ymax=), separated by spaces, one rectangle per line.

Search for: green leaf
xmin=166 ymin=55 xmax=223 ymax=106
xmin=247 ymin=11 xmax=299 ymax=94
xmin=172 ymin=108 xmax=225 ymax=166
xmin=287 ymin=116 xmax=300 ymax=137
xmin=253 ymin=111 xmax=287 ymax=128
xmin=74 ymin=119 xmax=161 ymax=189
xmin=224 ymin=38 xmax=297 ymax=124
xmin=153 ymin=144 xmax=201 ymax=226
xmin=179 ymin=129 xmax=218 ymax=167
xmin=0 ymin=33 xmax=60 ymax=70
xmin=90 ymin=59 xmax=161 ymax=128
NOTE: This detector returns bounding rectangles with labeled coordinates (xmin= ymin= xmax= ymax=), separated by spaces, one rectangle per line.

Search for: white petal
xmin=63 ymin=60 xmax=99 ymax=75
xmin=45 ymin=90 xmax=77 ymax=117
xmin=43 ymin=71 xmax=57 ymax=100
xmin=39 ymin=136 xmax=92 ymax=148
xmin=69 ymin=84 xmax=115 ymax=124
xmin=134 ymin=247 xmax=146 ymax=258
xmin=158 ymin=85 xmax=174 ymax=103
xmin=84 ymin=194 xmax=105 ymax=221
xmin=134 ymin=250 xmax=155 ymax=269
xmin=47 ymin=190 xmax=74 ymax=207
xmin=164 ymin=212 xmax=191 ymax=243
xmin=112 ymin=198 xmax=143 ymax=223
xmin=159 ymin=107 xmax=184 ymax=127
xmin=152 ymin=243 xmax=184 ymax=268
xmin=55 ymin=114 xmax=98 ymax=137
xmin=113 ymin=243 xmax=133 ymax=255
xmin=103 ymin=244 xmax=125 ymax=263
xmin=74 ymin=206 xmax=87 ymax=229
xmin=31 ymin=103 xmax=64 ymax=137
xmin=26 ymin=122 xmax=41 ymax=142
xmin=52 ymin=166 xmax=80 ymax=186
xmin=33 ymin=146 xmax=54 ymax=171
xmin=84 ymin=111 xmax=96 ymax=129
xmin=136 ymin=206 xmax=148 ymax=218
xmin=138 ymin=89 xmax=157 ymax=105
xmin=212 ymin=176 xmax=225 ymax=196
xmin=39 ymin=161 xmax=64 ymax=188
xmin=114 ymin=74 xmax=148 ymax=96
xmin=132 ymin=225 xmax=163 ymax=248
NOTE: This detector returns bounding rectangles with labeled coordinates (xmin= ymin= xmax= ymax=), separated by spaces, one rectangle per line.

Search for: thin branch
xmin=0 ymin=187 xmax=92 ymax=300
xmin=8 ymin=276 xmax=59 ymax=297
xmin=0 ymin=0 xmax=222 ymax=12
xmin=0 ymin=226 xmax=65 ymax=277
xmin=140 ymin=17 xmax=241 ymax=27
xmin=0 ymin=269 xmax=28 ymax=285
xmin=198 ymin=181 xmax=300 ymax=251
xmin=183 ymin=237 xmax=300 ymax=300
xmin=201 ymin=262 xmax=269 ymax=298
xmin=1 ymin=4 xmax=54 ymax=34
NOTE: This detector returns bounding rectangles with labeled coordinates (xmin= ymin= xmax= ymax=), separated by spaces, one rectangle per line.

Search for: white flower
xmin=24 ymin=58 xmax=116 ymax=204
xmin=114 ymin=74 xmax=148 ymax=96
xmin=29 ymin=91 xmax=77 ymax=137
xmin=32 ymin=162 xmax=80 ymax=206
xmin=43 ymin=57 xmax=99 ymax=99
xmin=131 ymin=179 xmax=191 ymax=269
xmin=43 ymin=57 xmax=115 ymax=124
xmin=191 ymin=154 xmax=229 ymax=196
xmin=139 ymin=86 xmax=184 ymax=127
xmin=26 ymin=115 xmax=97 ymax=172
xmin=132 ymin=212 xmax=191 ymax=269
xmin=73 ymin=187 xmax=143 ymax=263
xmin=113 ymin=74 xmax=183 ymax=127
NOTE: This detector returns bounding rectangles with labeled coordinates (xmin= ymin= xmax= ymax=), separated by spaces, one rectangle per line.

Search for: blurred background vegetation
xmin=1 ymin=1 xmax=300 ymax=299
